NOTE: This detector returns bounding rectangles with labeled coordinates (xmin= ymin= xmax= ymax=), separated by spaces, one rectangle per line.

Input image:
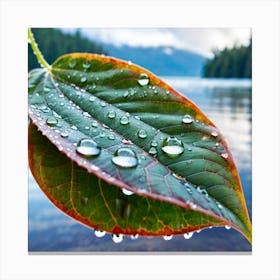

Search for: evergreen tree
xmin=28 ymin=28 xmax=108 ymax=71
xmin=203 ymin=39 xmax=252 ymax=78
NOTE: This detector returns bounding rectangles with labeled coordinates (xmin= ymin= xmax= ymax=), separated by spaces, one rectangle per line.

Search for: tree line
xmin=202 ymin=39 xmax=252 ymax=78
xmin=28 ymin=28 xmax=108 ymax=71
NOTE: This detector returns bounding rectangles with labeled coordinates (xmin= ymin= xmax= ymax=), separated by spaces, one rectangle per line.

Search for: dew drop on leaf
xmin=82 ymin=62 xmax=91 ymax=70
xmin=151 ymin=140 xmax=158 ymax=147
xmin=137 ymin=129 xmax=147 ymax=139
xmin=76 ymin=139 xmax=101 ymax=157
xmin=137 ymin=73 xmax=149 ymax=86
xmin=92 ymin=121 xmax=98 ymax=127
xmin=225 ymin=225 xmax=231 ymax=230
xmin=161 ymin=136 xmax=184 ymax=158
xmin=163 ymin=235 xmax=173 ymax=241
xmin=122 ymin=188 xmax=134 ymax=196
xmin=107 ymin=110 xmax=116 ymax=119
xmin=71 ymin=125 xmax=78 ymax=130
xmin=211 ymin=131 xmax=218 ymax=137
xmin=221 ymin=153 xmax=228 ymax=159
xmin=112 ymin=234 xmax=123 ymax=243
xmin=182 ymin=114 xmax=193 ymax=124
xmin=148 ymin=147 xmax=157 ymax=156
xmin=46 ymin=117 xmax=58 ymax=127
xmin=130 ymin=234 xmax=139 ymax=240
xmin=120 ymin=115 xmax=129 ymax=125
xmin=108 ymin=133 xmax=115 ymax=140
xmin=183 ymin=232 xmax=193 ymax=239
xmin=94 ymin=230 xmax=106 ymax=237
xmin=60 ymin=131 xmax=68 ymax=138
xmin=112 ymin=147 xmax=138 ymax=168
xmin=89 ymin=96 xmax=95 ymax=102
xmin=43 ymin=87 xmax=51 ymax=92
xmin=68 ymin=59 xmax=77 ymax=68
xmin=80 ymin=76 xmax=87 ymax=83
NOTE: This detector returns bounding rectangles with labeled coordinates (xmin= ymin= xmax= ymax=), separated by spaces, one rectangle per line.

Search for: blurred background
xmin=28 ymin=28 xmax=252 ymax=252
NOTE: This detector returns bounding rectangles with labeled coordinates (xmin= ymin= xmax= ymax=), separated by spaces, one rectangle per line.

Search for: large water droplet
xmin=94 ymin=230 xmax=106 ymax=237
xmin=137 ymin=73 xmax=149 ymax=86
xmin=107 ymin=110 xmax=116 ymax=119
xmin=46 ymin=117 xmax=58 ymax=126
xmin=76 ymin=139 xmax=101 ymax=157
xmin=183 ymin=232 xmax=193 ymax=239
xmin=137 ymin=129 xmax=147 ymax=139
xmin=182 ymin=114 xmax=193 ymax=124
xmin=112 ymin=234 xmax=123 ymax=243
xmin=163 ymin=235 xmax=173 ymax=241
xmin=120 ymin=115 xmax=129 ymax=125
xmin=122 ymin=188 xmax=134 ymax=196
xmin=161 ymin=136 xmax=184 ymax=158
xmin=112 ymin=147 xmax=138 ymax=168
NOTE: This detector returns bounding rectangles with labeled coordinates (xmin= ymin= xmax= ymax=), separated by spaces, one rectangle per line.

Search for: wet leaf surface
xmin=28 ymin=53 xmax=252 ymax=242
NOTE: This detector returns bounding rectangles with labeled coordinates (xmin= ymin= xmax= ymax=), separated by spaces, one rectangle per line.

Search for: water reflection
xmin=28 ymin=77 xmax=252 ymax=252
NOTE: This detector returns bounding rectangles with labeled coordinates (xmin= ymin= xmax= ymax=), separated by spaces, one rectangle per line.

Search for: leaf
xmin=28 ymin=53 xmax=252 ymax=242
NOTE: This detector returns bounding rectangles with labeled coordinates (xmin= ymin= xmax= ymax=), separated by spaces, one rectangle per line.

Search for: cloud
xmin=75 ymin=28 xmax=251 ymax=58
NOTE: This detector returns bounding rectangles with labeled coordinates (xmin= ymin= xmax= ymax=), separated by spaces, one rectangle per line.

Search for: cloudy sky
xmin=71 ymin=28 xmax=251 ymax=58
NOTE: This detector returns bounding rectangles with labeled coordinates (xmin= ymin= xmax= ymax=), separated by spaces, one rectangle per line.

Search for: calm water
xmin=28 ymin=77 xmax=252 ymax=252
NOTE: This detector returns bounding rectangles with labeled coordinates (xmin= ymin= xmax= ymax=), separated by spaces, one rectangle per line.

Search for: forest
xmin=28 ymin=28 xmax=107 ymax=71
xmin=203 ymin=40 xmax=252 ymax=78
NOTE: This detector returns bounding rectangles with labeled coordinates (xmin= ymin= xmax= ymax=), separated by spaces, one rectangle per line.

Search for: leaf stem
xmin=28 ymin=28 xmax=51 ymax=71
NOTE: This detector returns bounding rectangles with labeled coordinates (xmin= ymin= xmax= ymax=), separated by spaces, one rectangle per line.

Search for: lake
xmin=28 ymin=77 xmax=252 ymax=252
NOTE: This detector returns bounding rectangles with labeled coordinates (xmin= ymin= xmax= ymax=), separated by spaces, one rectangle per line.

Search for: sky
xmin=68 ymin=28 xmax=251 ymax=58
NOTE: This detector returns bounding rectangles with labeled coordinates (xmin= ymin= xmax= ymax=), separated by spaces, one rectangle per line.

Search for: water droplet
xmin=163 ymin=235 xmax=173 ymax=241
xmin=137 ymin=73 xmax=149 ymax=86
xmin=80 ymin=76 xmax=87 ymax=83
xmin=108 ymin=133 xmax=115 ymax=140
xmin=94 ymin=230 xmax=106 ymax=237
xmin=122 ymin=188 xmax=134 ymax=196
xmin=123 ymin=91 xmax=129 ymax=97
xmin=221 ymin=153 xmax=228 ymax=159
xmin=68 ymin=59 xmax=77 ymax=68
xmin=100 ymin=101 xmax=106 ymax=107
xmin=112 ymin=147 xmax=138 ymax=168
xmin=46 ymin=117 xmax=58 ymax=126
xmin=85 ymin=126 xmax=90 ymax=130
xmin=83 ymin=61 xmax=91 ymax=70
xmin=112 ymin=234 xmax=123 ymax=243
xmin=161 ymin=136 xmax=184 ymax=158
xmin=99 ymin=131 xmax=106 ymax=138
xmin=89 ymin=96 xmax=95 ymax=102
xmin=216 ymin=202 xmax=223 ymax=209
xmin=148 ymin=147 xmax=157 ymax=156
xmin=43 ymin=87 xmax=51 ymax=92
xmin=182 ymin=114 xmax=193 ymax=124
xmin=92 ymin=121 xmax=98 ymax=127
xmin=137 ymin=129 xmax=147 ymax=139
xmin=151 ymin=140 xmax=158 ymax=147
xmin=120 ymin=115 xmax=129 ymax=125
xmin=211 ymin=131 xmax=218 ymax=137
xmin=76 ymin=139 xmax=101 ymax=157
xmin=183 ymin=232 xmax=193 ymax=239
xmin=134 ymin=115 xmax=141 ymax=120
xmin=130 ymin=234 xmax=139 ymax=240
xmin=107 ymin=110 xmax=116 ymax=119
xmin=185 ymin=185 xmax=193 ymax=194
xmin=71 ymin=125 xmax=78 ymax=130
xmin=60 ymin=131 xmax=68 ymax=138
xmin=225 ymin=225 xmax=231 ymax=230
xmin=83 ymin=112 xmax=91 ymax=117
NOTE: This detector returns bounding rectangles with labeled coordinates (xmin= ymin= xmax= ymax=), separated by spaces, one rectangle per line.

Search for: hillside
xmin=106 ymin=44 xmax=207 ymax=77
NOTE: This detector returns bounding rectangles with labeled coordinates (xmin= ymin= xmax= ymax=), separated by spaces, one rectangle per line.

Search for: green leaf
xmin=28 ymin=53 xmax=252 ymax=243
